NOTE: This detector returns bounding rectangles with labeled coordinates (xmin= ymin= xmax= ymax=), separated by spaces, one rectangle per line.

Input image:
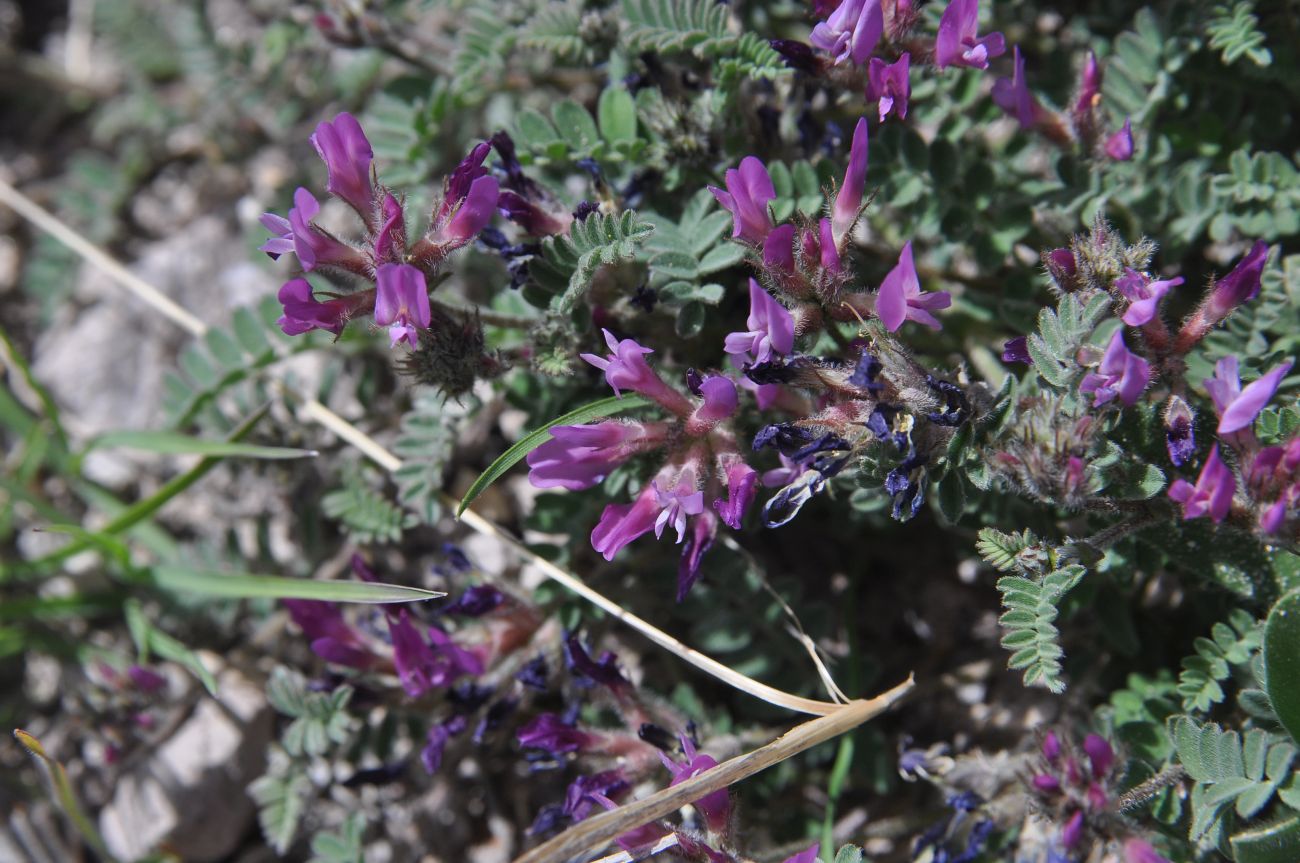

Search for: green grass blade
xmin=457 ymin=394 xmax=653 ymax=516
xmin=148 ymin=565 xmax=445 ymax=604
xmin=14 ymin=730 xmax=120 ymax=863
xmin=89 ymin=430 xmax=318 ymax=460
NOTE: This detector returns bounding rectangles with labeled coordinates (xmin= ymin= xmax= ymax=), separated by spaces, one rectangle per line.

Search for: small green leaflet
xmin=457 ymin=394 xmax=653 ymax=516
xmin=90 ymin=430 xmax=318 ymax=460
xmin=149 ymin=565 xmax=443 ymax=604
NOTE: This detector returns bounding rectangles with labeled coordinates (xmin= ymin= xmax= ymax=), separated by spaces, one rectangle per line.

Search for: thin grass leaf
xmin=458 ymin=394 xmax=653 ymax=516
xmin=14 ymin=730 xmax=119 ymax=863
xmin=148 ymin=565 xmax=444 ymax=604
xmin=89 ymin=430 xmax=318 ymax=460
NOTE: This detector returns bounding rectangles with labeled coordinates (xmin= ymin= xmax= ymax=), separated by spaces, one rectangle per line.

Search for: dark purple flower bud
xmin=564 ymin=771 xmax=630 ymax=821
xmin=770 ymin=39 xmax=825 ymax=74
xmin=445 ymin=585 xmax=505 ymax=617
xmin=935 ymin=0 xmax=1005 ymax=69
xmin=1045 ymin=247 xmax=1077 ymax=289
xmin=564 ymin=634 xmax=632 ymax=693
xmin=630 ymin=284 xmax=657 ymax=312
xmin=1206 ymin=240 xmax=1269 ymax=323
xmin=311 ymin=112 xmax=375 ymax=219
xmin=1082 ymin=734 xmax=1114 ymax=776
xmin=573 ymin=200 xmax=601 ymax=222
xmin=127 ymin=665 xmax=167 ymax=693
xmin=753 ymin=423 xmax=817 ymax=455
xmin=473 ymin=697 xmax=517 ymax=743
xmin=1002 ymin=336 xmax=1031 ymax=364
xmin=517 ymin=655 xmax=549 ymax=691
xmin=1033 ymin=773 xmax=1061 ymax=792
xmin=1169 ymin=445 xmax=1236 ymax=523
xmin=421 ymin=715 xmax=467 ymax=773
xmin=677 ymin=509 xmax=718 ymax=601
xmin=866 ymin=53 xmax=910 ymax=122
xmin=1164 ymin=396 xmax=1196 ymax=467
xmin=517 ymin=712 xmax=598 ymax=754
xmin=1105 ymin=118 xmax=1134 ymax=161
xmin=529 ymin=804 xmax=567 ymax=836
xmin=1061 ymin=809 xmax=1085 ymax=848
xmin=1042 ymin=730 xmax=1061 ymax=762
xmin=498 ymin=190 xmax=571 ymax=236
xmin=638 ymin=723 xmax=678 ymax=751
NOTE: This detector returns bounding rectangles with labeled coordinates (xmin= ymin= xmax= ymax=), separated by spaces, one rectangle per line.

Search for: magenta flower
xmin=1206 ymin=240 xmax=1269 ymax=322
xmin=763 ymin=223 xmax=796 ymax=273
xmin=283 ymin=599 xmax=375 ymax=668
xmin=661 ymin=737 xmax=732 ymax=833
xmin=1079 ymin=330 xmax=1150 ymax=407
xmin=725 ymin=280 xmax=796 ymax=364
xmin=654 ymin=479 xmax=706 ymax=544
xmin=866 ymin=53 xmax=911 ymax=122
xmin=127 ymin=665 xmax=168 ymax=693
xmin=433 ymin=142 xmax=490 ymax=227
xmin=832 ymin=117 xmax=869 ymax=243
xmin=1082 ymin=734 xmax=1114 ymax=776
xmin=877 ymin=241 xmax=952 ymax=331
xmin=261 ymin=188 xmax=361 ymax=272
xmin=373 ymin=192 xmax=406 ymax=264
xmin=708 ymin=157 xmax=776 ymax=245
xmin=1002 ymin=336 xmax=1031 ymax=364
xmin=1123 ymin=839 xmax=1172 ymax=863
xmin=1168 ymin=445 xmax=1236 ymax=523
xmin=810 ymin=0 xmax=883 ymax=65
xmin=1061 ymin=810 xmax=1085 ymax=848
xmin=311 ymin=112 xmax=375 ymax=219
xmin=276 ymin=278 xmax=354 ymax=337
xmin=783 ymin=846 xmax=821 ymax=863
xmin=581 ymin=329 xmax=692 ymax=413
xmin=526 ymin=421 xmax=665 ymax=490
xmin=991 ymin=45 xmax=1040 ymax=129
xmin=1074 ymin=51 xmax=1102 ymax=115
xmin=387 ymin=610 xmax=483 ymax=696
xmin=1105 ymin=117 xmax=1134 ymax=161
xmin=1204 ymin=356 xmax=1294 ymax=434
xmin=517 ymin=713 xmax=599 ymax=755
xmin=714 ymin=461 xmax=759 ymax=529
xmin=935 ymin=0 xmax=1005 ymax=70
xmin=436 ymin=175 xmax=499 ymax=247
xmin=374 ymin=263 xmax=431 ymax=348
xmin=591 ymin=483 xmax=662 ymax=560
xmin=1116 ymin=267 xmax=1183 ymax=326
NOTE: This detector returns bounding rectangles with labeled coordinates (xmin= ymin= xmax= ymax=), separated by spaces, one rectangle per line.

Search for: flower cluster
xmin=261 ymin=113 xmax=498 ymax=347
xmin=1029 ymin=732 xmax=1171 ymax=863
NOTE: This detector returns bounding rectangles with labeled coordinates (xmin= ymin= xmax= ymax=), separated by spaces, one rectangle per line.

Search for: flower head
xmin=866 ymin=53 xmax=910 ymax=122
xmin=708 ymin=157 xmax=776 ymax=245
xmin=1117 ymin=267 xmax=1183 ymax=326
xmin=1079 ymin=330 xmax=1150 ymax=407
xmin=810 ymin=0 xmax=883 ymax=65
xmin=527 ymin=421 xmax=665 ymax=490
xmin=832 ymin=117 xmax=869 ymax=243
xmin=724 ymin=280 xmax=796 ymax=365
xmin=877 ymin=241 xmax=952 ymax=331
xmin=1204 ymin=356 xmax=1294 ymax=434
xmin=311 ymin=112 xmax=375 ymax=218
xmin=374 ymin=263 xmax=431 ymax=348
xmin=991 ymin=45 xmax=1040 ymax=129
xmin=1168 ymin=445 xmax=1236 ymax=522
xmin=935 ymin=0 xmax=1006 ymax=69
xmin=1105 ymin=117 xmax=1134 ymax=161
